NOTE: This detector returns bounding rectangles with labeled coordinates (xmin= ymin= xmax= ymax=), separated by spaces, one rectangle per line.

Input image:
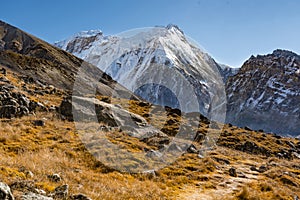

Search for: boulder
xmin=70 ymin=194 xmax=92 ymax=200
xmin=258 ymin=165 xmax=268 ymax=173
xmin=212 ymin=156 xmax=230 ymax=165
xmin=187 ymin=144 xmax=198 ymax=154
xmin=47 ymin=174 xmax=61 ymax=182
xmin=58 ymin=97 xmax=73 ymax=121
xmin=142 ymin=170 xmax=157 ymax=179
xmin=250 ymin=166 xmax=257 ymax=171
xmin=21 ymin=192 xmax=53 ymax=200
xmin=0 ymin=77 xmax=9 ymax=83
xmin=286 ymin=141 xmax=296 ymax=149
xmin=0 ymin=182 xmax=14 ymax=200
xmin=52 ymin=184 xmax=68 ymax=199
xmin=293 ymin=152 xmax=300 ymax=159
xmin=18 ymin=167 xmax=34 ymax=179
xmin=59 ymin=96 xmax=169 ymax=143
xmin=33 ymin=120 xmax=45 ymax=127
xmin=165 ymin=106 xmax=181 ymax=117
xmin=9 ymin=180 xmax=35 ymax=193
xmin=276 ymin=149 xmax=293 ymax=159
xmin=229 ymin=167 xmax=237 ymax=177
xmin=0 ymin=68 xmax=7 ymax=75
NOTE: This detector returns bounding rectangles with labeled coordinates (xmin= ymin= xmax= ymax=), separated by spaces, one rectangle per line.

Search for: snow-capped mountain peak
xmin=55 ymin=25 xmax=227 ymax=121
xmin=54 ymin=29 xmax=104 ymax=55
xmin=75 ymin=29 xmax=103 ymax=38
xmin=166 ymin=24 xmax=184 ymax=34
xmin=54 ymin=25 xmax=299 ymax=137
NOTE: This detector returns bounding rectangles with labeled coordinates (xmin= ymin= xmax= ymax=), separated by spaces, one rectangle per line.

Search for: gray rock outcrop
xmin=0 ymin=182 xmax=14 ymax=200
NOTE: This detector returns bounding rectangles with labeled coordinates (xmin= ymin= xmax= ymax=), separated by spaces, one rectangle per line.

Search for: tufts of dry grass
xmin=0 ymin=69 xmax=300 ymax=199
xmin=0 ymin=113 xmax=173 ymax=199
xmin=1 ymin=111 xmax=300 ymax=199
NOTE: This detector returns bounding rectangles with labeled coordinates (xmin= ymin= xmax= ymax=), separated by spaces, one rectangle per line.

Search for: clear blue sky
xmin=1 ymin=0 xmax=300 ymax=67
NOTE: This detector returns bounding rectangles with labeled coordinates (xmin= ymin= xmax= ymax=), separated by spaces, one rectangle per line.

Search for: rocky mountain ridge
xmin=55 ymin=26 xmax=300 ymax=136
xmin=226 ymin=49 xmax=300 ymax=136
xmin=0 ymin=20 xmax=136 ymax=99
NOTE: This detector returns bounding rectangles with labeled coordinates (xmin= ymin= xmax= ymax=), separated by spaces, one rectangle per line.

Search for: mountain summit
xmin=55 ymin=25 xmax=231 ymax=120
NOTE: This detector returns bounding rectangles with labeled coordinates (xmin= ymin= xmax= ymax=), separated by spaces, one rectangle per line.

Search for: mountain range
xmin=55 ymin=25 xmax=300 ymax=137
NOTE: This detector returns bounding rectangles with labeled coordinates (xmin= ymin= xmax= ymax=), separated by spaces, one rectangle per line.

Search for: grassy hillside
xmin=0 ymin=68 xmax=299 ymax=200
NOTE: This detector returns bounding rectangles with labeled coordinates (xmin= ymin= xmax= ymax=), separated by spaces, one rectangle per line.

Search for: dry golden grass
xmin=0 ymin=113 xmax=172 ymax=199
xmin=229 ymin=179 xmax=298 ymax=200
xmin=1 ymin=111 xmax=300 ymax=199
xmin=0 ymin=68 xmax=300 ymax=199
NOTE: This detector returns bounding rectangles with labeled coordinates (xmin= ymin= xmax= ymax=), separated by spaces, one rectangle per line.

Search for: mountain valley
xmin=0 ymin=20 xmax=299 ymax=200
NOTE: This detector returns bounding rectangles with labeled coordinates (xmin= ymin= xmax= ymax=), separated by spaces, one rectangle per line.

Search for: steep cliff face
xmin=226 ymin=49 xmax=300 ymax=136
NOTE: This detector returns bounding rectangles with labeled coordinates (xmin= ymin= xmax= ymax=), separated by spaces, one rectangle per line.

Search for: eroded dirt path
xmin=177 ymin=151 xmax=263 ymax=200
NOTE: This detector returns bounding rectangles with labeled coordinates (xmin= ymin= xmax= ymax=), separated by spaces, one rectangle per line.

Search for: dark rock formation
xmin=226 ymin=49 xmax=300 ymax=137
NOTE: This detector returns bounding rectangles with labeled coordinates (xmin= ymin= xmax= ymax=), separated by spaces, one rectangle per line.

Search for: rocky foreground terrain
xmin=0 ymin=21 xmax=300 ymax=200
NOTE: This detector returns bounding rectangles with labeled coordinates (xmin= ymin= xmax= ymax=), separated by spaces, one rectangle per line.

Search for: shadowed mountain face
xmin=0 ymin=20 xmax=137 ymax=99
xmin=226 ymin=50 xmax=300 ymax=136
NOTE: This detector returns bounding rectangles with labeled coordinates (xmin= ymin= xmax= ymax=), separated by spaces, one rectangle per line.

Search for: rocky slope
xmin=226 ymin=49 xmax=300 ymax=136
xmin=0 ymin=71 xmax=48 ymax=118
xmin=0 ymin=20 xmax=136 ymax=99
xmin=54 ymin=25 xmax=232 ymax=121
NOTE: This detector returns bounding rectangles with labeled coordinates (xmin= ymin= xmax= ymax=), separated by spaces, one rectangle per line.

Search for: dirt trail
xmin=177 ymin=161 xmax=261 ymax=200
